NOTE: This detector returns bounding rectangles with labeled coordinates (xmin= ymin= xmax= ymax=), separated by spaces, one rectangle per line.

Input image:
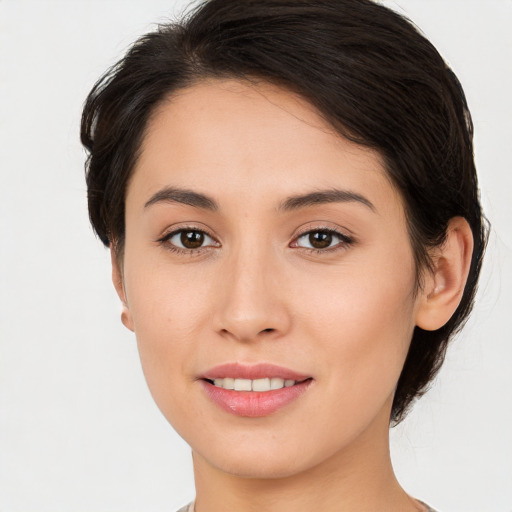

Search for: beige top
xmin=176 ymin=504 xmax=195 ymax=512
xmin=176 ymin=501 xmax=438 ymax=511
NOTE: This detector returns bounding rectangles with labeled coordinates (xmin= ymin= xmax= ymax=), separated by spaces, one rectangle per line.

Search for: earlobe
xmin=415 ymin=217 xmax=474 ymax=331
xmin=120 ymin=306 xmax=134 ymax=332
xmin=110 ymin=247 xmax=135 ymax=332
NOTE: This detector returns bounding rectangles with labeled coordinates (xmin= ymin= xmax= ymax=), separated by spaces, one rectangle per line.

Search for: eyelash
xmin=157 ymin=226 xmax=219 ymax=256
xmin=157 ymin=226 xmax=354 ymax=256
xmin=292 ymin=227 xmax=354 ymax=254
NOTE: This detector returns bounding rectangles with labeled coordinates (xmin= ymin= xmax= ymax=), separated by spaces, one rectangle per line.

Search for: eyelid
xmin=170 ymin=230 xmax=217 ymax=248
xmin=156 ymin=224 xmax=221 ymax=252
xmin=155 ymin=222 xmax=354 ymax=254
xmin=289 ymin=224 xmax=355 ymax=251
xmin=157 ymin=222 xmax=217 ymax=240
xmin=291 ymin=222 xmax=354 ymax=241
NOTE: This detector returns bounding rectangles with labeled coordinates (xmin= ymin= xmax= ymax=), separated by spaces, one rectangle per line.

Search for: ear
xmin=415 ymin=217 xmax=474 ymax=331
xmin=111 ymin=247 xmax=134 ymax=332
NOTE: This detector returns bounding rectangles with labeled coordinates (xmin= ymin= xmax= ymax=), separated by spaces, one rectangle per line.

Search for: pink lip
xmin=201 ymin=362 xmax=310 ymax=381
xmin=199 ymin=363 xmax=313 ymax=418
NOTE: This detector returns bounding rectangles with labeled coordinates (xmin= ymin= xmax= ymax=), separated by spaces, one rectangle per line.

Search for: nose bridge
xmin=214 ymin=237 xmax=289 ymax=341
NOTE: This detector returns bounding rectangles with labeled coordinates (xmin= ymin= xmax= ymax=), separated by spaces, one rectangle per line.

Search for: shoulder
xmin=418 ymin=500 xmax=439 ymax=512
xmin=176 ymin=503 xmax=194 ymax=512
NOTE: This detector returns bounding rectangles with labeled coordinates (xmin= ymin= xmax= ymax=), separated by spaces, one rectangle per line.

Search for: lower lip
xmin=201 ymin=380 xmax=312 ymax=417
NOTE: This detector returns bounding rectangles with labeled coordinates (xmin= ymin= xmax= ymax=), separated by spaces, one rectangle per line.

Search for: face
xmin=118 ymin=79 xmax=423 ymax=479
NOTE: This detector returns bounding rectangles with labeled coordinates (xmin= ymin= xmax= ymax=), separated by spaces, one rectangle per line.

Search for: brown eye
xmin=309 ymin=231 xmax=332 ymax=249
xmin=294 ymin=229 xmax=351 ymax=251
xmin=181 ymin=230 xmax=204 ymax=249
xmin=166 ymin=229 xmax=218 ymax=251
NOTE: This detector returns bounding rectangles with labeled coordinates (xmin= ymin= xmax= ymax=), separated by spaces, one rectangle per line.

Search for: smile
xmin=210 ymin=377 xmax=297 ymax=392
xmin=200 ymin=363 xmax=313 ymax=417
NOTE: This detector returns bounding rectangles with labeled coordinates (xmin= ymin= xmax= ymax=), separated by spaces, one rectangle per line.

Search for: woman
xmin=81 ymin=0 xmax=486 ymax=510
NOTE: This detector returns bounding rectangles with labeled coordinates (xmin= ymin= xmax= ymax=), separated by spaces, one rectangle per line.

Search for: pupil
xmin=181 ymin=231 xmax=204 ymax=249
xmin=309 ymin=231 xmax=332 ymax=249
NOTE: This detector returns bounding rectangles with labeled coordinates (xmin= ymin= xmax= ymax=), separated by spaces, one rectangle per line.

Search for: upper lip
xmin=200 ymin=362 xmax=311 ymax=381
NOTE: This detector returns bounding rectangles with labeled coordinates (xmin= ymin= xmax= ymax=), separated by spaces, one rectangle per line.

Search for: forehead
xmin=129 ymin=78 xmax=402 ymax=217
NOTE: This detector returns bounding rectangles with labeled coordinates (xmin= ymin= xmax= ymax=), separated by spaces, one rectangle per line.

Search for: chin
xmin=208 ymin=451 xmax=311 ymax=480
xmin=192 ymin=432 xmax=334 ymax=481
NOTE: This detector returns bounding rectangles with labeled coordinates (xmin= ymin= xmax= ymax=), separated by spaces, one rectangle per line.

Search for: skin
xmin=113 ymin=79 xmax=473 ymax=512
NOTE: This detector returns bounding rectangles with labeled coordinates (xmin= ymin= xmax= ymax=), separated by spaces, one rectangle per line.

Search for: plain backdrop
xmin=0 ymin=1 xmax=511 ymax=511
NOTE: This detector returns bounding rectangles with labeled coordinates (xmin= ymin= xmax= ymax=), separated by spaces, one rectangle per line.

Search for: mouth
xmin=199 ymin=363 xmax=313 ymax=417
xmin=204 ymin=376 xmax=309 ymax=392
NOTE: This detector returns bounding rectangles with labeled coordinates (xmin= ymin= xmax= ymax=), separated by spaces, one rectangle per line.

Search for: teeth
xmin=223 ymin=377 xmax=235 ymax=390
xmin=234 ymin=378 xmax=252 ymax=391
xmin=211 ymin=377 xmax=297 ymax=391
xmin=252 ymin=378 xmax=271 ymax=392
xmin=270 ymin=377 xmax=284 ymax=390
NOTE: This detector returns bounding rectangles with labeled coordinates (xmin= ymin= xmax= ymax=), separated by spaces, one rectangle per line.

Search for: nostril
xmin=261 ymin=328 xmax=275 ymax=334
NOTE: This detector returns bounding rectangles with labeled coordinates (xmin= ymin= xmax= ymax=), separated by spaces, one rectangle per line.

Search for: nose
xmin=212 ymin=245 xmax=291 ymax=343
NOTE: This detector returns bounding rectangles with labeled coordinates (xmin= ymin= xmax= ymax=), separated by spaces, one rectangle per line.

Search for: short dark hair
xmin=81 ymin=0 xmax=487 ymax=424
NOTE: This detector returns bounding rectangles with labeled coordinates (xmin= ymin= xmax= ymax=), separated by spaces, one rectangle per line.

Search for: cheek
xmin=124 ymin=239 xmax=214 ymax=331
xmin=122 ymin=250 xmax=215 ymax=408
xmin=292 ymin=247 xmax=417 ymax=407
xmin=119 ymin=235 xmax=419 ymax=476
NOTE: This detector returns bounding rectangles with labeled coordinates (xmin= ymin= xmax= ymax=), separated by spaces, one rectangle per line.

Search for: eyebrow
xmin=144 ymin=186 xmax=375 ymax=213
xmin=278 ymin=189 xmax=376 ymax=213
xmin=144 ymin=187 xmax=218 ymax=211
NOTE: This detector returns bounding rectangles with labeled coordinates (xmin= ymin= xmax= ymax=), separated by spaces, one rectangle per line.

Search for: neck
xmin=191 ymin=402 xmax=423 ymax=512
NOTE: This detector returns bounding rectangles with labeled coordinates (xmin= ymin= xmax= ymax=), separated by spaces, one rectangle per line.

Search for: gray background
xmin=0 ymin=1 xmax=511 ymax=510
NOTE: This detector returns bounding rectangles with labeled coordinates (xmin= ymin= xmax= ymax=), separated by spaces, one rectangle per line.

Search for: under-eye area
xmin=155 ymin=225 xmax=355 ymax=256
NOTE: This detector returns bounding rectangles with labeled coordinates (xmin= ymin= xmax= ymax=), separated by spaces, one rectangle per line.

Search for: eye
xmin=293 ymin=229 xmax=352 ymax=251
xmin=162 ymin=228 xmax=219 ymax=251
